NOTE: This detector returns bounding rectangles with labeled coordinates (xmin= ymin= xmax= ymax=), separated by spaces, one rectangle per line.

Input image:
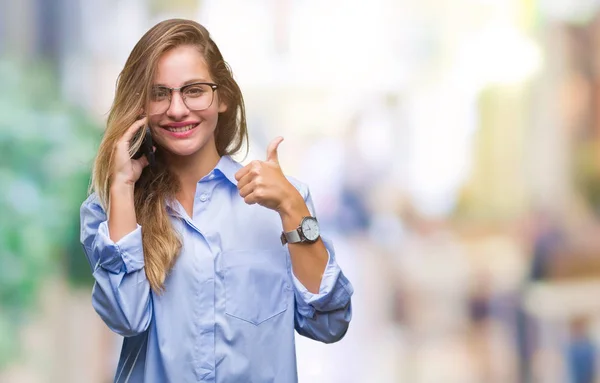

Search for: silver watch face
xmin=301 ymin=217 xmax=320 ymax=242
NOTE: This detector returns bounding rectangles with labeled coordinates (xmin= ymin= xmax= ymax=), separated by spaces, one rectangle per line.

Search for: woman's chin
xmin=156 ymin=131 xmax=216 ymax=159
xmin=166 ymin=146 xmax=201 ymax=157
xmin=161 ymin=140 xmax=210 ymax=158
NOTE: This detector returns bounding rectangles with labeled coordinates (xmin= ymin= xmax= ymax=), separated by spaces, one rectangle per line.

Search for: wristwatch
xmin=280 ymin=216 xmax=320 ymax=245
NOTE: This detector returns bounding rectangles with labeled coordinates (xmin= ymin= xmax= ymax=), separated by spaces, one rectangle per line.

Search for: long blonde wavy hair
xmin=90 ymin=19 xmax=248 ymax=293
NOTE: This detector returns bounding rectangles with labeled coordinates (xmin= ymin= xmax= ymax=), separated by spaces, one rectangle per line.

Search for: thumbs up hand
xmin=265 ymin=136 xmax=284 ymax=165
xmin=234 ymin=137 xmax=304 ymax=214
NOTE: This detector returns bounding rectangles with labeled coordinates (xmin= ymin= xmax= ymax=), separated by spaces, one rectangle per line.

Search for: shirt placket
xmin=191 ymin=177 xmax=218 ymax=382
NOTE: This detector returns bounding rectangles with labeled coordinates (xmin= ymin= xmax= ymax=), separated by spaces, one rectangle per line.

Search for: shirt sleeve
xmin=291 ymin=236 xmax=354 ymax=316
xmin=80 ymin=193 xmax=153 ymax=337
xmin=286 ymin=178 xmax=354 ymax=343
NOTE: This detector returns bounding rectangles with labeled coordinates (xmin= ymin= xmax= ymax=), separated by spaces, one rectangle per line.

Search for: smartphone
xmin=132 ymin=126 xmax=156 ymax=167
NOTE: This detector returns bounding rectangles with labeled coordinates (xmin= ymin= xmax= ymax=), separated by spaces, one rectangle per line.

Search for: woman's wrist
xmin=110 ymin=178 xmax=135 ymax=196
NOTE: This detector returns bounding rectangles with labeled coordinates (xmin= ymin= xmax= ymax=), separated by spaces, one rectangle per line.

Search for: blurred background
xmin=3 ymin=0 xmax=600 ymax=382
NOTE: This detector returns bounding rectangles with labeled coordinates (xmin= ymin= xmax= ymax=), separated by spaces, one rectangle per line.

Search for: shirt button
xmin=199 ymin=194 xmax=208 ymax=202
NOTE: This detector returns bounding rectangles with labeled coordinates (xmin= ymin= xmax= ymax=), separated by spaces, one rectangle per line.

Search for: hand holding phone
xmin=111 ymin=117 xmax=152 ymax=186
xmin=132 ymin=126 xmax=156 ymax=168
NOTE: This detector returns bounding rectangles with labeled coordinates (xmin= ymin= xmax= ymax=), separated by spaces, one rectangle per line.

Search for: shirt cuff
xmin=95 ymin=222 xmax=145 ymax=274
xmin=291 ymin=237 xmax=354 ymax=318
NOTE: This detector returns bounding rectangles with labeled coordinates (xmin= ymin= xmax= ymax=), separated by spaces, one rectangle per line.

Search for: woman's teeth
xmin=167 ymin=124 xmax=196 ymax=133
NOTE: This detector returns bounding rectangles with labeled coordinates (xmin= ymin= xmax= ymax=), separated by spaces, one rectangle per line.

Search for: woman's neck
xmin=165 ymin=139 xmax=221 ymax=190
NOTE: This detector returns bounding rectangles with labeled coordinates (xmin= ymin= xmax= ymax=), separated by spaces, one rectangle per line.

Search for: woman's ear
xmin=218 ymin=101 xmax=228 ymax=113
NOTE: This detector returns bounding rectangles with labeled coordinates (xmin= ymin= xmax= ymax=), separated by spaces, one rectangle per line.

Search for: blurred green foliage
xmin=0 ymin=59 xmax=101 ymax=368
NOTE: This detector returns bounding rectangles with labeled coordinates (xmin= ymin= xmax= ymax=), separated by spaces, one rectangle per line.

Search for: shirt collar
xmin=213 ymin=155 xmax=241 ymax=186
xmin=165 ymin=155 xmax=242 ymax=216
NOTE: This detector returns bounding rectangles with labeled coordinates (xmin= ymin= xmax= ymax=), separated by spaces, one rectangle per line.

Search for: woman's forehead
xmin=154 ymin=45 xmax=211 ymax=86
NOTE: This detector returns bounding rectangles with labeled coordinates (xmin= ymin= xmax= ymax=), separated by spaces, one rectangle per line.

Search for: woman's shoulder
xmin=79 ymin=192 xmax=108 ymax=247
xmin=80 ymin=192 xmax=106 ymax=218
xmin=82 ymin=192 xmax=101 ymax=207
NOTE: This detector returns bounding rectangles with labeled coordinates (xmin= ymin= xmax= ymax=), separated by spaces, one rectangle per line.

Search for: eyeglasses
xmin=147 ymin=82 xmax=218 ymax=116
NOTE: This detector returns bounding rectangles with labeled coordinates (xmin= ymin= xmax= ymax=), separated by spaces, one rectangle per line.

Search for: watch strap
xmin=281 ymin=229 xmax=302 ymax=245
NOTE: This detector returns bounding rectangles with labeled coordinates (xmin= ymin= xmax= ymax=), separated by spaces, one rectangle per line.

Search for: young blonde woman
xmin=80 ymin=18 xmax=353 ymax=383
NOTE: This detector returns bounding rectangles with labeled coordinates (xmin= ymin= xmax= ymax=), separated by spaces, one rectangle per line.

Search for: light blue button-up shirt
xmin=80 ymin=155 xmax=353 ymax=383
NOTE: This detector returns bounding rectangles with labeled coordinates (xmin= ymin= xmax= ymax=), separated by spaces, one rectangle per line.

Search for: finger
xmin=238 ymin=181 xmax=255 ymax=199
xmin=234 ymin=163 xmax=252 ymax=181
xmin=235 ymin=160 xmax=261 ymax=181
xmin=266 ymin=136 xmax=284 ymax=164
xmin=122 ymin=117 xmax=148 ymax=143
xmin=236 ymin=171 xmax=255 ymax=192
xmin=243 ymin=192 xmax=258 ymax=205
xmin=133 ymin=154 xmax=149 ymax=169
